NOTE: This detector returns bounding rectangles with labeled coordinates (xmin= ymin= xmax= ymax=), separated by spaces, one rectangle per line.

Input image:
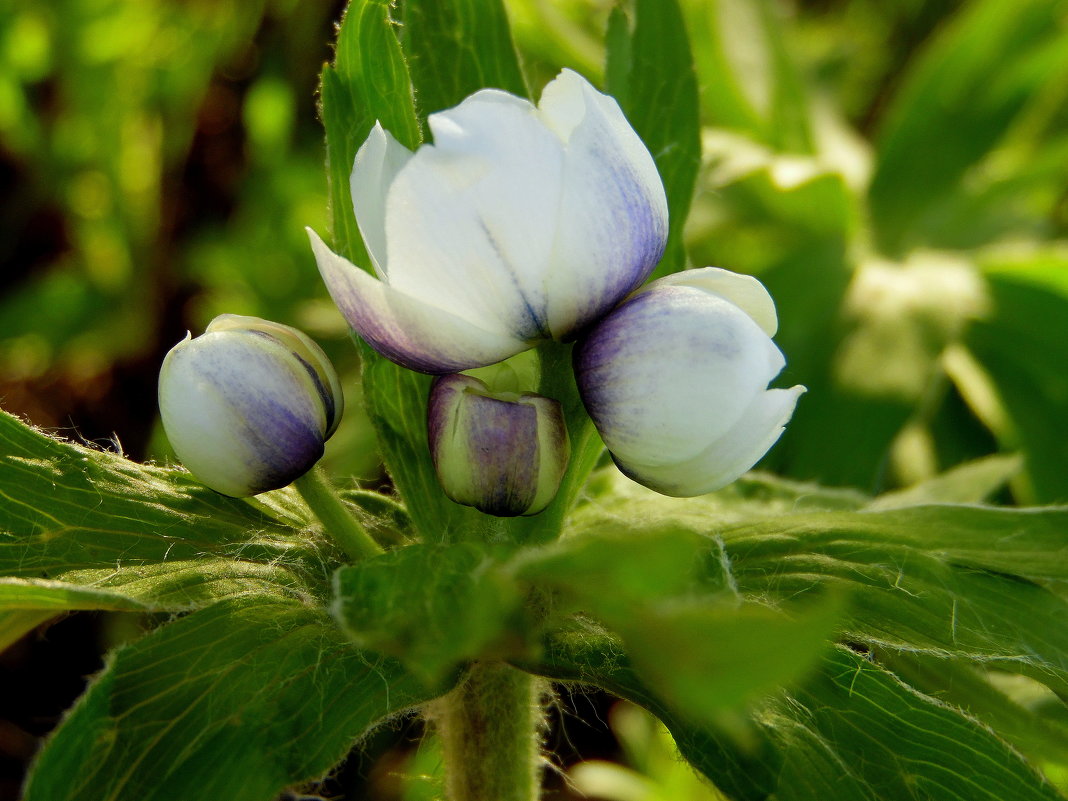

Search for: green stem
xmin=433 ymin=662 xmax=546 ymax=801
xmin=293 ymin=466 xmax=383 ymax=561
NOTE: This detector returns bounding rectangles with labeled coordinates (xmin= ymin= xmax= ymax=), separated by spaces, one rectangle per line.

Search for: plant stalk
xmin=294 ymin=466 xmax=383 ymax=561
xmin=433 ymin=662 xmax=546 ymax=801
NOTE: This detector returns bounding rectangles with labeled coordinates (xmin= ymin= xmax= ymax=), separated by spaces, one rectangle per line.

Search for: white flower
xmin=158 ymin=315 xmax=343 ymax=497
xmin=428 ymin=373 xmax=570 ymax=516
xmin=308 ymin=69 xmax=668 ymax=373
xmin=573 ymin=269 xmax=805 ymax=497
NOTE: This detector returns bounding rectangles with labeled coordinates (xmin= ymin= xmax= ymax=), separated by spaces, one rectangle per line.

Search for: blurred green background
xmin=3 ymin=0 xmax=1067 ymax=501
xmin=3 ymin=0 xmax=1066 ymax=505
xmin=1 ymin=0 xmax=1067 ymax=796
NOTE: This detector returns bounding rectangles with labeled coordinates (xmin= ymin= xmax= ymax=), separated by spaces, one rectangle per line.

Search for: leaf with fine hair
xmin=23 ymin=596 xmax=435 ymax=801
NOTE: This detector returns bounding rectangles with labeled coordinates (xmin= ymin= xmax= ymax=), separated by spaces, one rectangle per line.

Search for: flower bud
xmin=428 ymin=373 xmax=570 ymax=516
xmin=158 ymin=314 xmax=344 ymax=497
xmin=574 ymin=268 xmax=805 ymax=497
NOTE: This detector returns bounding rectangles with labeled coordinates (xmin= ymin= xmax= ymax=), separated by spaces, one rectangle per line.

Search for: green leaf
xmin=616 ymin=596 xmax=842 ymax=724
xmin=771 ymin=646 xmax=1064 ymax=801
xmin=321 ymin=0 xmax=422 ymax=271
xmin=719 ymin=505 xmax=1068 ymax=695
xmin=532 ymin=627 xmax=1065 ymax=801
xmin=333 ymin=542 xmax=522 ymax=687
xmin=868 ymin=453 xmax=1022 ymax=510
xmin=868 ymin=0 xmax=1068 ymax=255
xmin=967 ymin=262 xmax=1068 ymax=503
xmin=401 ymin=0 xmax=528 ymax=124
xmin=0 ymin=579 xmax=147 ymax=652
xmin=520 ymin=521 xmax=842 ymax=721
xmin=683 ymin=0 xmax=814 ymax=152
xmin=879 ymin=652 xmax=1068 ymax=767
xmin=0 ymin=411 xmax=323 ymax=580
xmin=605 ymin=0 xmax=700 ymax=278
xmin=24 ymin=596 xmax=434 ymax=801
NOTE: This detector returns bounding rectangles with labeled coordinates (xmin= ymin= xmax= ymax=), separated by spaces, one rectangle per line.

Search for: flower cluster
xmin=310 ymin=70 xmax=804 ymax=513
xmin=159 ymin=70 xmax=801 ymax=510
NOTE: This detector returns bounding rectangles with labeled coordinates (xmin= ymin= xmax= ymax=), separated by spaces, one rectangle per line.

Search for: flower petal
xmin=350 ymin=122 xmax=414 ymax=279
xmin=379 ymin=91 xmax=566 ymax=339
xmin=308 ymin=228 xmax=529 ymax=373
xmin=574 ymin=284 xmax=784 ymax=467
xmin=539 ymin=69 xmax=669 ymax=338
xmin=649 ymin=267 xmax=778 ymax=337
xmin=616 ymin=385 xmax=805 ymax=497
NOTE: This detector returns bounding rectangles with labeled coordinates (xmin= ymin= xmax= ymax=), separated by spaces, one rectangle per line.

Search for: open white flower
xmin=573 ymin=269 xmax=805 ymax=497
xmin=308 ymin=69 xmax=668 ymax=374
xmin=158 ymin=315 xmax=343 ymax=497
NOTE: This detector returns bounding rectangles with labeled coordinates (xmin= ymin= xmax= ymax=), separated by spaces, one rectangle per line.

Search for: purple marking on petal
xmin=463 ymin=393 xmax=540 ymax=516
xmin=200 ymin=343 xmax=327 ymax=493
xmin=549 ymin=106 xmax=669 ymax=340
xmin=246 ymin=329 xmax=338 ymax=435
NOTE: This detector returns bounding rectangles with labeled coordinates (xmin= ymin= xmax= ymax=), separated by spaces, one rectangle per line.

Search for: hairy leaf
xmin=24 ymin=596 xmax=434 ymax=801
xmin=333 ymin=542 xmax=522 ymax=686
xmin=0 ymin=411 xmax=324 ymax=583
xmin=532 ymin=625 xmax=1064 ymax=801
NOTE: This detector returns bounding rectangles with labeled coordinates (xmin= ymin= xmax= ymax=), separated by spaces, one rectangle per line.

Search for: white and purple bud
xmin=428 ymin=373 xmax=570 ymax=517
xmin=574 ymin=268 xmax=805 ymax=497
xmin=158 ymin=314 xmax=344 ymax=497
xmin=308 ymin=68 xmax=668 ymax=374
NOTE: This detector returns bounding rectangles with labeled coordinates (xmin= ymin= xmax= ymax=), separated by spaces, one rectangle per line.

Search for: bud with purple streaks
xmin=158 ymin=314 xmax=343 ymax=497
xmin=428 ymin=373 xmax=570 ymax=516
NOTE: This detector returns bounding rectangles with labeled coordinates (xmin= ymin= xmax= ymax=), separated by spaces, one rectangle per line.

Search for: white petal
xmin=618 ymin=386 xmax=805 ymax=497
xmin=308 ymin=228 xmax=529 ymax=373
xmin=575 ymin=285 xmax=784 ymax=467
xmin=650 ymin=267 xmax=779 ymax=336
xmin=379 ymin=92 xmax=565 ymax=339
xmin=350 ymin=122 xmax=414 ymax=278
xmin=540 ymin=69 xmax=669 ymax=337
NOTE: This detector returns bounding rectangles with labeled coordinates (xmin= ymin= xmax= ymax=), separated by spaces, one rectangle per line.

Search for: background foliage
xmin=1 ymin=0 xmax=1067 ymax=799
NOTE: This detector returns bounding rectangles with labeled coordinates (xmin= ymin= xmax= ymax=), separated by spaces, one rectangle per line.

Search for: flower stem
xmin=293 ymin=466 xmax=383 ymax=561
xmin=432 ymin=662 xmax=546 ymax=801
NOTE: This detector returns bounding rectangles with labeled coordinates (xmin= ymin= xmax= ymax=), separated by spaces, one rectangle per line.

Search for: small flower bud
xmin=428 ymin=373 xmax=570 ymax=517
xmin=158 ymin=314 xmax=344 ymax=497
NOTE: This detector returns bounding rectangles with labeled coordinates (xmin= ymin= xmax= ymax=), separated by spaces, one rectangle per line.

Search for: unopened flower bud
xmin=574 ymin=268 xmax=805 ymax=497
xmin=428 ymin=373 xmax=570 ymax=516
xmin=158 ymin=314 xmax=343 ymax=497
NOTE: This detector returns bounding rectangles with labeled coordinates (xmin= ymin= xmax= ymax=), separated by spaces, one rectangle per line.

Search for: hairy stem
xmin=433 ymin=662 xmax=546 ymax=801
xmin=293 ymin=466 xmax=383 ymax=561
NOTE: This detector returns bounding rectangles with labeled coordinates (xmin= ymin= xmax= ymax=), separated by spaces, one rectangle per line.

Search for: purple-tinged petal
xmin=575 ymin=284 xmax=781 ymax=467
xmin=574 ymin=269 xmax=803 ymax=498
xmin=539 ymin=69 xmax=669 ymax=338
xmin=308 ymin=228 xmax=530 ymax=374
xmin=428 ymin=374 xmax=569 ymax=517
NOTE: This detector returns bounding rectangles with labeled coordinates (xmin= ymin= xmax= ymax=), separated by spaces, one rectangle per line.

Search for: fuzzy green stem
xmin=433 ymin=662 xmax=546 ymax=801
xmin=293 ymin=467 xmax=383 ymax=561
